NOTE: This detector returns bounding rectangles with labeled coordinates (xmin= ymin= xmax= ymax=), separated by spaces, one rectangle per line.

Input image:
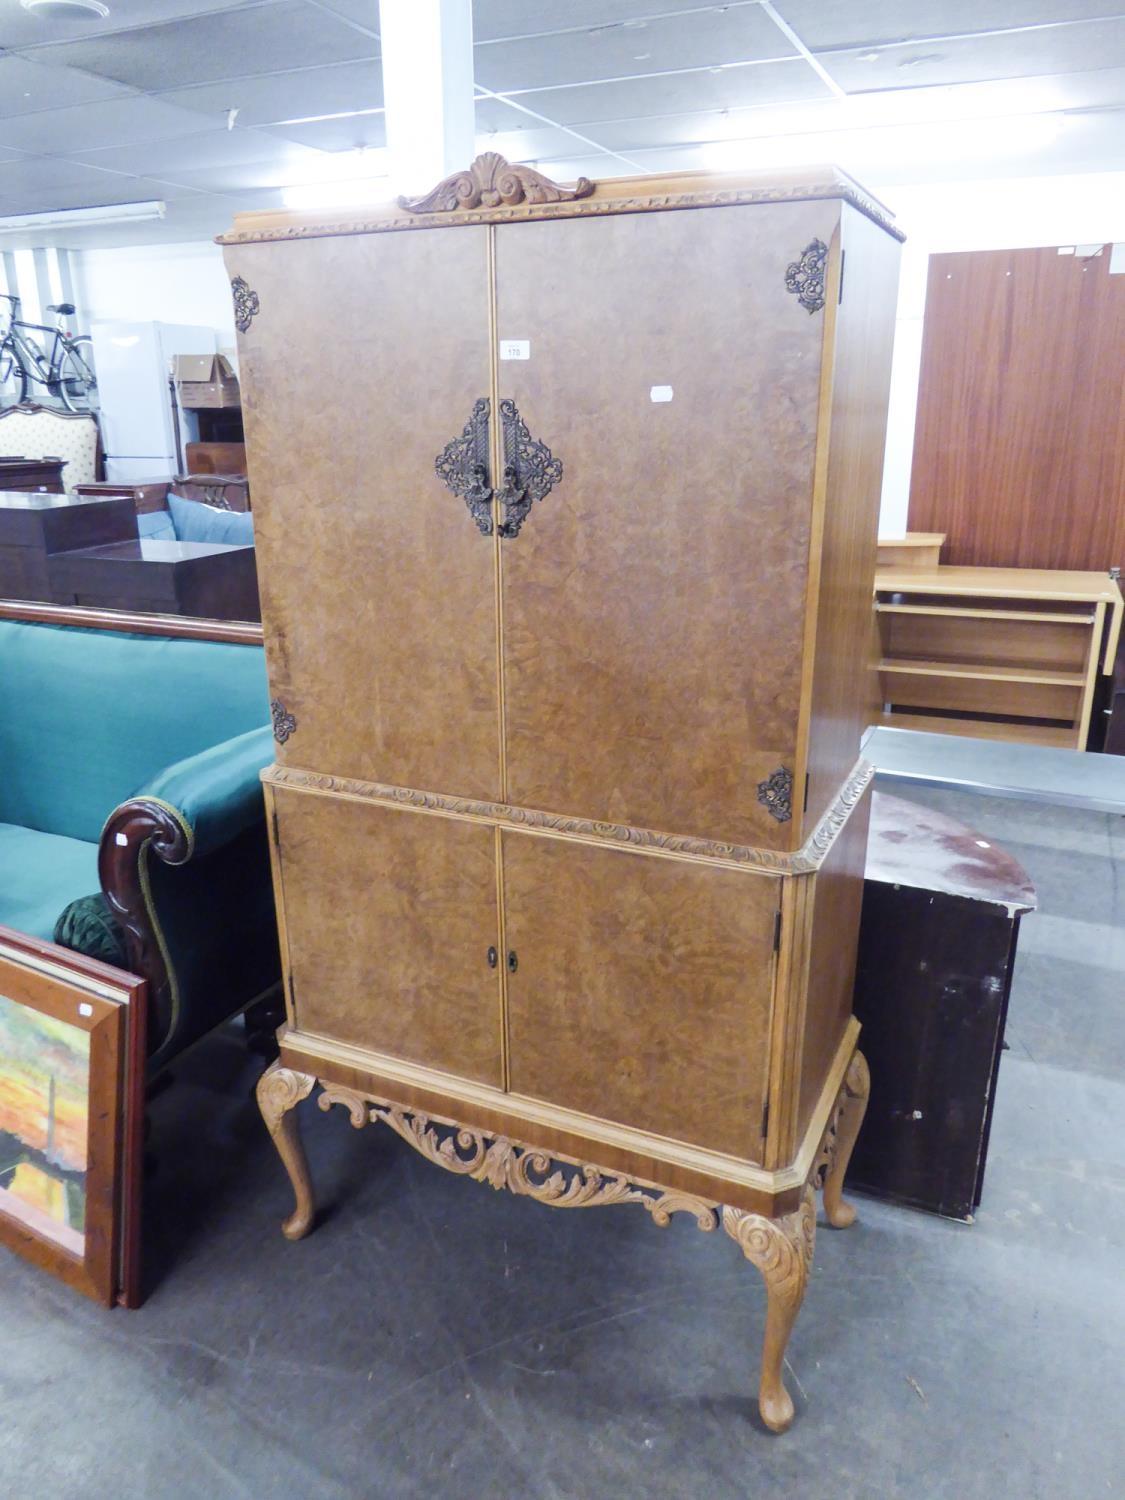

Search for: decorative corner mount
xmin=785 ymin=239 xmax=828 ymax=314
xmin=231 ymin=275 xmax=260 ymax=332
xmin=757 ymin=766 xmax=793 ymax=823
xmin=271 ymin=699 xmax=297 ymax=744
xmin=399 ymin=152 xmax=594 ymax=214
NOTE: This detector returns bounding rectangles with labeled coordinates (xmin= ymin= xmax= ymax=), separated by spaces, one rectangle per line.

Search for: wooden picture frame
xmin=0 ymin=927 xmax=146 ymax=1307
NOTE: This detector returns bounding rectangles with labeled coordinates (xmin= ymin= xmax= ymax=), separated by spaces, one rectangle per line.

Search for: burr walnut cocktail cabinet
xmin=221 ymin=160 xmax=903 ymax=1432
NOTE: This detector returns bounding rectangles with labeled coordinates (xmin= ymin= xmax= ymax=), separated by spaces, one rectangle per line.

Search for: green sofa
xmin=0 ymin=611 xmax=280 ymax=1069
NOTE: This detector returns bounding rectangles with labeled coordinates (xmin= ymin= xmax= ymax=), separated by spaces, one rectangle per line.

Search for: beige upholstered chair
xmin=0 ymin=402 xmax=101 ymax=489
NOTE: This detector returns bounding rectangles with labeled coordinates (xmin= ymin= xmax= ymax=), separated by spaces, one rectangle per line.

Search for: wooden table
xmin=0 ymin=490 xmax=137 ymax=602
xmin=0 ymin=456 xmax=67 ymax=494
xmin=876 ymin=564 xmax=1124 ymax=748
xmin=850 ymin=789 xmax=1036 ymax=1220
xmin=49 ymin=538 xmax=260 ymax=621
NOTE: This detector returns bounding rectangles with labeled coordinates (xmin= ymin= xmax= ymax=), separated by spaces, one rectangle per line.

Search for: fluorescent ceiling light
xmin=0 ymin=200 xmax=165 ymax=233
xmin=20 ymin=0 xmax=109 ymax=17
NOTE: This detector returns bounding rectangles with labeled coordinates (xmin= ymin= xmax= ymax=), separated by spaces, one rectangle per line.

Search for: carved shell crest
xmin=400 ymin=152 xmax=594 ymax=213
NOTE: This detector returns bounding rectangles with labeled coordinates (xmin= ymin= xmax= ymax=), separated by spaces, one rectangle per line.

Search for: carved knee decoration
xmin=257 ymin=1063 xmax=317 ymax=1240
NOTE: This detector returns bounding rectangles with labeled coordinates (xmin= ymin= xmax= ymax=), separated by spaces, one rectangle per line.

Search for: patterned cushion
xmin=0 ymin=406 xmax=99 ymax=488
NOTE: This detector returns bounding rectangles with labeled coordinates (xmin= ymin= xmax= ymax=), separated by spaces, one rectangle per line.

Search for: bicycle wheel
xmin=0 ymin=338 xmax=28 ymax=405
xmin=55 ymin=337 xmax=97 ymax=411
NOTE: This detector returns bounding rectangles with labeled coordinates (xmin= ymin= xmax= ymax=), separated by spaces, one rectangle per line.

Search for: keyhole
xmin=507 ymin=950 xmax=518 ymax=973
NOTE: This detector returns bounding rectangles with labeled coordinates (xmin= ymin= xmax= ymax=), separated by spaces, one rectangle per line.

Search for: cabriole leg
xmin=256 ymin=1062 xmax=317 ymax=1240
xmin=723 ymin=1185 xmax=816 ymax=1433
xmin=822 ymin=1050 xmax=870 ymax=1230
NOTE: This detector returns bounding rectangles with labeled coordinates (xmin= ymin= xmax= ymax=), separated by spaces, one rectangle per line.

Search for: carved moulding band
xmin=262 ymin=757 xmax=874 ymax=876
xmin=318 ymin=1083 xmax=719 ymax=1231
xmin=399 ymin=152 xmax=594 ymax=214
xmin=219 ymin=182 xmax=905 ymax=246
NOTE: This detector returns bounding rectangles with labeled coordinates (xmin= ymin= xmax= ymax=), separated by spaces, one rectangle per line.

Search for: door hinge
xmin=803 ymin=772 xmax=810 ymax=814
xmin=773 ymin=908 xmax=782 ymax=952
xmin=287 ymin=972 xmax=295 ymax=1007
xmin=761 ymin=1097 xmax=770 ymax=1139
xmin=271 ymin=807 xmax=280 ymax=847
xmin=838 ymin=248 xmax=846 ymax=304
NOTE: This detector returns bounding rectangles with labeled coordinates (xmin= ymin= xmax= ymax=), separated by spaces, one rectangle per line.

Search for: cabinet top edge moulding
xmin=217 ymin=158 xmax=906 ymax=245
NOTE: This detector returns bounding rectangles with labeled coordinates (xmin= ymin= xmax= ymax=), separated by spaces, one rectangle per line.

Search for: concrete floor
xmin=1 ymin=787 xmax=1122 ymax=1499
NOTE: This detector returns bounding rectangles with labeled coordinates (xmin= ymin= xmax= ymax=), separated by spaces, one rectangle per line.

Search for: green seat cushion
xmin=0 ymin=822 xmax=99 ymax=942
xmin=53 ymin=893 xmax=128 ymax=969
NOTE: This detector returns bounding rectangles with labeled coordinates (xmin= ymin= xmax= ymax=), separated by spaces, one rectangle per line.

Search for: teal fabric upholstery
xmin=0 ymin=619 xmax=268 ymax=843
xmin=0 ymin=617 xmax=278 ymax=1067
xmin=168 ymin=492 xmax=255 ymax=546
xmin=138 ymin=725 xmax=275 ymax=860
xmin=0 ymin=822 xmax=98 ymax=942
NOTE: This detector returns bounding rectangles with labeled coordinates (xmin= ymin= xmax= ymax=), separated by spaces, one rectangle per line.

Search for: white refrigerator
xmin=90 ymin=320 xmax=216 ymax=483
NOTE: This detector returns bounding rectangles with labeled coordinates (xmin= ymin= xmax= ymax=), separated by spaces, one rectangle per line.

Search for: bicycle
xmin=0 ymin=293 xmax=98 ymax=412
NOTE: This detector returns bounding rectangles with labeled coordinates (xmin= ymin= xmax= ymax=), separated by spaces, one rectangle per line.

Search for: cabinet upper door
xmin=493 ymin=200 xmax=838 ymax=849
xmin=227 ymin=227 xmax=501 ymax=801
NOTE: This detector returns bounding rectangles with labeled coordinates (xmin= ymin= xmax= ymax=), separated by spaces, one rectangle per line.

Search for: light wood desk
xmin=875 ymin=565 xmax=1124 ymax=748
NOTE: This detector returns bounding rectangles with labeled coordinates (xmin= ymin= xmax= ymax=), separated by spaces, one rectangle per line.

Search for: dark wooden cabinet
xmin=226 ymin=160 xmax=903 ymax=1431
xmin=0 ymin=456 xmax=66 ymax=493
xmin=0 ymin=490 xmax=136 ymax=602
xmin=851 ymin=791 xmax=1036 ymax=1220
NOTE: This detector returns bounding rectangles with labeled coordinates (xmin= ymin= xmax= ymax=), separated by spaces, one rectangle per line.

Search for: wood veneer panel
xmin=494 ymin=199 xmax=839 ymax=849
xmin=224 ymin=228 xmax=501 ymax=799
xmin=800 ymin=207 xmax=900 ymax=841
xmin=502 ymin=830 xmax=779 ymax=1159
xmin=909 ymin=245 xmax=1125 ymax=572
xmin=795 ymin=784 xmax=871 ymax=1143
xmin=273 ymin=789 xmax=503 ymax=1086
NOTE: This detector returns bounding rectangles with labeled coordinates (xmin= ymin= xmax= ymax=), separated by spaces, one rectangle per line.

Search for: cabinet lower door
xmin=273 ymin=786 xmax=503 ymax=1087
xmin=501 ymin=832 xmax=779 ymax=1161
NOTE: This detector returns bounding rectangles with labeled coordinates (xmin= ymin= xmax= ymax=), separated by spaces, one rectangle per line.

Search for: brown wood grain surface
xmin=226 ymin=227 xmax=502 ymax=799
xmin=501 ymin=829 xmax=780 ymax=1160
xmin=273 ymin=789 xmax=503 ymax=1086
xmin=799 ymin=207 xmax=900 ymax=840
xmin=909 ymin=245 xmax=1125 ymax=571
xmin=494 ymin=199 xmax=840 ymax=848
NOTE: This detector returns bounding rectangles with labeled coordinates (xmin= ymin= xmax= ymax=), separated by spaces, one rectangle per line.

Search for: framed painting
xmin=0 ymin=927 xmax=146 ymax=1307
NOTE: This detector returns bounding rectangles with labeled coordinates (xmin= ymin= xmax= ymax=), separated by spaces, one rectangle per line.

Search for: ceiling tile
xmin=475 ymin=123 xmax=592 ymax=166
xmin=773 ymin=2 xmax=1125 ymax=51
xmin=0 ymin=160 xmax=185 ymax=216
xmin=38 ymin=1 xmax=377 ymax=92
xmin=0 ymin=96 xmax=214 ymax=153
xmin=821 ymin=18 xmax=1125 ymax=92
xmin=1 ymin=0 xmax=263 ymax=52
xmin=472 ymin=2 xmax=764 ymax=44
xmin=156 ymin=59 xmax=383 ymax=127
xmin=501 ymin=59 xmax=833 ymax=126
xmin=68 ymin=127 xmax=330 ymax=176
xmin=265 ymin=112 xmax=386 ymax=150
xmin=137 ymin=153 xmax=347 ymax=193
xmin=306 ymin=0 xmax=380 ymax=31
xmin=0 ymin=55 xmax=134 ymax=118
xmin=475 ymin=6 xmax=795 ymax=92
xmin=497 ymin=152 xmax=622 ymax=183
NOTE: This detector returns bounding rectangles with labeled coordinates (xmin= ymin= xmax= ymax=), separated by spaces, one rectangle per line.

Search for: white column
xmin=377 ymin=0 xmax=476 ymax=197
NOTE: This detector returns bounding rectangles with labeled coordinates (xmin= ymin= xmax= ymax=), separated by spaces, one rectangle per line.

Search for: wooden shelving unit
xmin=875 ymin=566 xmax=1124 ymax=749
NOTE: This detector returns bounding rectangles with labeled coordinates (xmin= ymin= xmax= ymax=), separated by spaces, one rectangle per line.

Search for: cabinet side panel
xmin=495 ymin=200 xmax=838 ymax=848
xmin=273 ymin=787 xmax=503 ymax=1087
xmin=796 ymin=783 xmax=871 ymax=1140
xmin=503 ymin=831 xmax=779 ymax=1160
xmin=800 ymin=208 xmax=900 ymax=838
xmin=224 ymin=230 xmax=501 ymax=800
